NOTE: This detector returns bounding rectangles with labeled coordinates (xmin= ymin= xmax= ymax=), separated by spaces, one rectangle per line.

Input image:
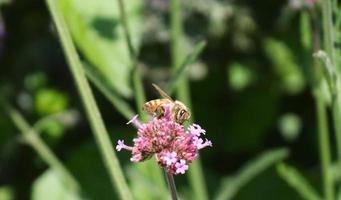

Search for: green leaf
xmin=0 ymin=186 xmax=13 ymax=200
xmin=66 ymin=142 xmax=117 ymax=200
xmin=228 ymin=62 xmax=253 ymax=91
xmin=0 ymin=0 xmax=11 ymax=5
xmin=57 ymin=0 xmax=143 ymax=98
xmin=24 ymin=72 xmax=47 ymax=91
xmin=32 ymin=169 xmax=84 ymax=200
xmin=329 ymin=162 xmax=341 ymax=183
xmin=263 ymin=38 xmax=305 ymax=95
xmin=9 ymin=108 xmax=81 ymax=192
xmin=35 ymin=88 xmax=69 ymax=116
xmin=278 ymin=113 xmax=302 ymax=142
xmin=276 ymin=163 xmax=321 ymax=200
xmin=214 ymin=148 xmax=289 ymax=200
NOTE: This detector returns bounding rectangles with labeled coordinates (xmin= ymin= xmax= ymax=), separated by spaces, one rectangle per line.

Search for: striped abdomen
xmin=143 ymin=99 xmax=172 ymax=116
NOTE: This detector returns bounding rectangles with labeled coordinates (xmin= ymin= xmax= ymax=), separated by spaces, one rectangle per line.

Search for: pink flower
xmin=116 ymin=140 xmax=133 ymax=151
xmin=116 ymin=140 xmax=125 ymax=151
xmin=188 ymin=124 xmax=206 ymax=136
xmin=126 ymin=115 xmax=143 ymax=129
xmin=175 ymin=160 xmax=188 ymax=174
xmin=116 ymin=104 xmax=212 ymax=175
xmin=163 ymin=152 xmax=178 ymax=166
xmin=193 ymin=137 xmax=213 ymax=149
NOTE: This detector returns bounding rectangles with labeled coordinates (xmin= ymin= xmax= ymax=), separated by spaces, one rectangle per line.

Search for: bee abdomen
xmin=143 ymin=100 xmax=161 ymax=114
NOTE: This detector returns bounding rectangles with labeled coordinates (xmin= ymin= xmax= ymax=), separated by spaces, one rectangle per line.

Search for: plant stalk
xmin=116 ymin=0 xmax=167 ymax=192
xmin=44 ymin=0 xmax=133 ymax=199
xmin=116 ymin=0 xmax=146 ymax=120
xmin=311 ymin=13 xmax=335 ymax=200
xmin=322 ymin=0 xmax=341 ymax=165
xmin=314 ymin=88 xmax=334 ymax=200
xmin=321 ymin=0 xmax=341 ymax=159
xmin=170 ymin=0 xmax=208 ymax=199
xmin=322 ymin=0 xmax=336 ymax=64
xmin=9 ymin=108 xmax=80 ymax=192
xmin=165 ymin=171 xmax=179 ymax=200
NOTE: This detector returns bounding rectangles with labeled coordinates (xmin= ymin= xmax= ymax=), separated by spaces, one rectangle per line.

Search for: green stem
xmin=165 ymin=171 xmax=179 ymax=200
xmin=132 ymin=69 xmax=147 ymax=120
xmin=44 ymin=0 xmax=133 ymax=199
xmin=322 ymin=0 xmax=341 ymax=164
xmin=116 ymin=0 xmax=137 ymax=61
xmin=276 ymin=163 xmax=322 ymax=200
xmin=9 ymin=108 xmax=80 ymax=192
xmin=310 ymin=12 xmax=335 ymax=200
xmin=116 ymin=0 xmax=167 ymax=193
xmin=170 ymin=0 xmax=208 ymax=199
xmin=322 ymin=0 xmax=336 ymax=65
xmin=84 ymin=65 xmax=135 ymax=120
xmin=322 ymin=0 xmax=341 ymax=194
xmin=116 ymin=0 xmax=146 ymax=120
xmin=332 ymin=94 xmax=341 ymax=162
xmin=167 ymin=41 xmax=206 ymax=95
xmin=314 ymin=88 xmax=334 ymax=200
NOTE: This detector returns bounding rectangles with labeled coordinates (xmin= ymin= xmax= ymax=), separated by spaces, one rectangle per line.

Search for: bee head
xmin=174 ymin=101 xmax=191 ymax=124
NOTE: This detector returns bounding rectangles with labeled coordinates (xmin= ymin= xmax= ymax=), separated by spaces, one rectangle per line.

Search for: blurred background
xmin=0 ymin=0 xmax=327 ymax=199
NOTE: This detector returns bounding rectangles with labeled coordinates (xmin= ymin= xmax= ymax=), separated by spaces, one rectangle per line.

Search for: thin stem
xmin=84 ymin=64 xmax=135 ymax=120
xmin=311 ymin=14 xmax=335 ymax=200
xmin=322 ymin=0 xmax=336 ymax=65
xmin=314 ymin=89 xmax=334 ymax=200
xmin=167 ymin=40 xmax=206 ymax=95
xmin=132 ymin=69 xmax=147 ymax=120
xmin=321 ymin=0 xmax=341 ymax=196
xmin=322 ymin=0 xmax=341 ymax=165
xmin=9 ymin=108 xmax=80 ymax=192
xmin=116 ymin=0 xmax=136 ymax=61
xmin=165 ymin=171 xmax=179 ymax=200
xmin=170 ymin=0 xmax=190 ymax=105
xmin=116 ymin=0 xmax=146 ymax=120
xmin=170 ymin=0 xmax=208 ymax=199
xmin=332 ymin=95 xmax=341 ymax=162
xmin=116 ymin=0 xmax=168 ymax=193
xmin=44 ymin=0 xmax=133 ymax=199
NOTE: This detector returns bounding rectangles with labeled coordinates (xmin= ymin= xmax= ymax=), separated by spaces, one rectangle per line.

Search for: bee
xmin=143 ymin=84 xmax=191 ymax=124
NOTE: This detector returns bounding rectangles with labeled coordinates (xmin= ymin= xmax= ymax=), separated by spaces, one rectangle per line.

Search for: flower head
xmin=116 ymin=103 xmax=212 ymax=175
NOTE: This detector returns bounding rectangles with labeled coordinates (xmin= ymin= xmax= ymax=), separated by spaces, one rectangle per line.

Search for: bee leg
xmin=155 ymin=106 xmax=165 ymax=118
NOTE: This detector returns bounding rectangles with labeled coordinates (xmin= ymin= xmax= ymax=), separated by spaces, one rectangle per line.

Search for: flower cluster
xmin=116 ymin=104 xmax=212 ymax=175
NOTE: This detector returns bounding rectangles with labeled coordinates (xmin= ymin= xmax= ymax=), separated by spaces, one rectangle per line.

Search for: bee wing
xmin=152 ymin=83 xmax=174 ymax=102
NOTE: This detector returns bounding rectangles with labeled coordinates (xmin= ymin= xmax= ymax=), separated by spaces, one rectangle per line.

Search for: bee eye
xmin=179 ymin=110 xmax=186 ymax=117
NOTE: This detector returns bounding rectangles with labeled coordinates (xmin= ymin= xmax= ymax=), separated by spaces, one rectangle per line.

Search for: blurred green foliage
xmin=228 ymin=62 xmax=254 ymax=91
xmin=58 ymin=0 xmax=143 ymax=98
xmin=0 ymin=0 xmax=331 ymax=199
xmin=32 ymin=170 xmax=82 ymax=200
xmin=263 ymin=38 xmax=305 ymax=95
xmin=0 ymin=186 xmax=13 ymax=200
xmin=278 ymin=113 xmax=302 ymax=142
xmin=34 ymin=88 xmax=69 ymax=115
